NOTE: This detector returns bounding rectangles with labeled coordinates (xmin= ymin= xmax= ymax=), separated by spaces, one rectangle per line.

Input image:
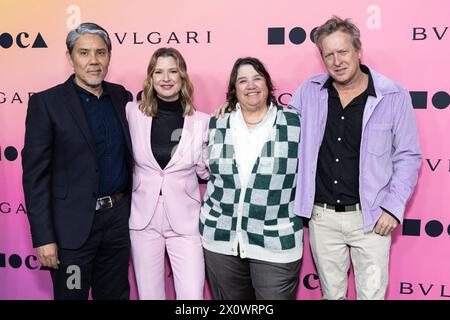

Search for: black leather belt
xmin=314 ymin=202 xmax=360 ymax=212
xmin=96 ymin=191 xmax=127 ymax=211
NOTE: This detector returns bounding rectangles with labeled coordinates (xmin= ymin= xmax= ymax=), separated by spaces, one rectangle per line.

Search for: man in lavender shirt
xmin=288 ymin=16 xmax=421 ymax=299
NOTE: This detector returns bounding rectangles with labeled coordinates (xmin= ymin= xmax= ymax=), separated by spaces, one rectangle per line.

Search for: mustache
xmin=87 ymin=67 xmax=102 ymax=73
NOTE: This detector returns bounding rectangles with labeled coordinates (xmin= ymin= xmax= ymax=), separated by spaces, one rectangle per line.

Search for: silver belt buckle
xmin=96 ymin=196 xmax=113 ymax=210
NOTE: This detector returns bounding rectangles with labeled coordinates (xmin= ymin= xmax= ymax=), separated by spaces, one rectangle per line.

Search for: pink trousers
xmin=130 ymin=196 xmax=205 ymax=299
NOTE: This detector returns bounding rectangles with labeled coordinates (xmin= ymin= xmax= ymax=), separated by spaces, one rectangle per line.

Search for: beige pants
xmin=308 ymin=204 xmax=391 ymax=300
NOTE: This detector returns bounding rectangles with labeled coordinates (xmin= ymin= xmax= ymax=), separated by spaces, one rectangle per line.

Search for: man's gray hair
xmin=313 ymin=16 xmax=362 ymax=54
xmin=66 ymin=22 xmax=112 ymax=54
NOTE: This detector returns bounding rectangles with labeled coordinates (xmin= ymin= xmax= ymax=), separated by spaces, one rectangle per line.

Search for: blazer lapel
xmin=145 ymin=115 xmax=163 ymax=169
xmin=61 ymin=77 xmax=97 ymax=156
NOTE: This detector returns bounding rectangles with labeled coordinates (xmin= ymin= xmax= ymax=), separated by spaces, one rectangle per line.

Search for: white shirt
xmin=231 ymin=103 xmax=276 ymax=189
xmin=230 ymin=102 xmax=277 ymax=257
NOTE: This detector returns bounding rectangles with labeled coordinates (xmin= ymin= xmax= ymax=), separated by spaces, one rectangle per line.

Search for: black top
xmin=74 ymin=80 xmax=128 ymax=197
xmin=151 ymin=96 xmax=185 ymax=169
xmin=314 ymin=65 xmax=376 ymax=206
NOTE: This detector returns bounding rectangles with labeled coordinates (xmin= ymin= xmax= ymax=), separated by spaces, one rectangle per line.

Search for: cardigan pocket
xmin=263 ymin=222 xmax=294 ymax=231
xmin=263 ymin=222 xmax=295 ymax=238
xmin=263 ymin=221 xmax=297 ymax=250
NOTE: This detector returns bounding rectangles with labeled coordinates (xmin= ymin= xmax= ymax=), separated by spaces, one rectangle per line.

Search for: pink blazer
xmin=126 ymin=102 xmax=210 ymax=235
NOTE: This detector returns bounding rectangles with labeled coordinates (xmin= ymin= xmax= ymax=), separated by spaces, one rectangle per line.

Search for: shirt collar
xmin=235 ymin=102 xmax=276 ymax=129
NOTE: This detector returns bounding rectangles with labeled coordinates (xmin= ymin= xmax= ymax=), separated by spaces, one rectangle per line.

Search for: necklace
xmin=241 ymin=106 xmax=269 ymax=125
xmin=243 ymin=117 xmax=264 ymax=125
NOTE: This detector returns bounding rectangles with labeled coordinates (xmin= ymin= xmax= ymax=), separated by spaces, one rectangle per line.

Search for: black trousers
xmin=50 ymin=194 xmax=131 ymax=300
xmin=204 ymin=249 xmax=301 ymax=300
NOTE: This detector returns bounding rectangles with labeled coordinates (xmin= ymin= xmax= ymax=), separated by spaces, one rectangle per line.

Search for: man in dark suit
xmin=22 ymin=22 xmax=132 ymax=300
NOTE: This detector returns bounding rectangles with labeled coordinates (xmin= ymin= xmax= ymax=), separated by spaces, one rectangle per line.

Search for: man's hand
xmin=213 ymin=101 xmax=230 ymax=118
xmin=374 ymin=211 xmax=399 ymax=236
xmin=37 ymin=243 xmax=60 ymax=269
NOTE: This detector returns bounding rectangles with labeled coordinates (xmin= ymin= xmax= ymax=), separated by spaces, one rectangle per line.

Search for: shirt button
xmin=335 ymin=158 xmax=340 ymax=162
xmin=86 ymin=98 xmax=90 ymax=102
xmin=334 ymin=180 xmax=338 ymax=184
xmin=341 ymin=116 xmax=345 ymax=120
xmin=337 ymin=199 xmax=341 ymax=203
xmin=160 ymin=172 xmax=164 ymax=177
xmin=338 ymin=137 xmax=342 ymax=141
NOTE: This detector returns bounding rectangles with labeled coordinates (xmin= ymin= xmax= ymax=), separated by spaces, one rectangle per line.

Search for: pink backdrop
xmin=1 ymin=0 xmax=449 ymax=300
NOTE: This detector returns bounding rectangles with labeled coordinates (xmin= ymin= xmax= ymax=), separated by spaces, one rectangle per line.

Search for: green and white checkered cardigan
xmin=200 ymin=106 xmax=303 ymax=263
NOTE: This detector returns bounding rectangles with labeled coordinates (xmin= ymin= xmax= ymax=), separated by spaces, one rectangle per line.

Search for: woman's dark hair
xmin=226 ymin=57 xmax=277 ymax=111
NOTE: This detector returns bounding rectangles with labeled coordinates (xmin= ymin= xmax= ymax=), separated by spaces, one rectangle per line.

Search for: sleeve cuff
xmin=380 ymin=193 xmax=405 ymax=224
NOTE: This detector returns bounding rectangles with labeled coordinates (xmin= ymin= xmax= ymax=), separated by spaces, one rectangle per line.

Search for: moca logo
xmin=267 ymin=27 xmax=317 ymax=45
xmin=403 ymin=219 xmax=450 ymax=238
xmin=410 ymin=91 xmax=450 ymax=109
xmin=277 ymin=91 xmax=450 ymax=110
xmin=0 ymin=32 xmax=48 ymax=49
xmin=0 ymin=252 xmax=46 ymax=270
xmin=0 ymin=146 xmax=19 ymax=161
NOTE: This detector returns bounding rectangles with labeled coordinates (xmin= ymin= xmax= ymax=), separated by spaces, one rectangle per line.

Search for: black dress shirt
xmin=74 ymin=81 xmax=128 ymax=197
xmin=314 ymin=65 xmax=376 ymax=206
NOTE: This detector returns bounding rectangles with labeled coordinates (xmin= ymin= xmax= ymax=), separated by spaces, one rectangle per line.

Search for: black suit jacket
xmin=22 ymin=76 xmax=132 ymax=250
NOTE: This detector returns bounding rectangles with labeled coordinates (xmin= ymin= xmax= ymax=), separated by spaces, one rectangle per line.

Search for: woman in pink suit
xmin=126 ymin=47 xmax=210 ymax=299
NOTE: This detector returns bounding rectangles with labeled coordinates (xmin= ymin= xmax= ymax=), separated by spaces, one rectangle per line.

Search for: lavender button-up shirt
xmin=288 ymin=67 xmax=422 ymax=232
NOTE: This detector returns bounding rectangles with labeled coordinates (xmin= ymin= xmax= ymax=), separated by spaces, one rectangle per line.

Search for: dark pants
xmin=204 ymin=249 xmax=301 ymax=300
xmin=50 ymin=194 xmax=131 ymax=300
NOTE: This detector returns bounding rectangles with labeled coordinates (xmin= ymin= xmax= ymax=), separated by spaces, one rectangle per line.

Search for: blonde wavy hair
xmin=139 ymin=47 xmax=194 ymax=117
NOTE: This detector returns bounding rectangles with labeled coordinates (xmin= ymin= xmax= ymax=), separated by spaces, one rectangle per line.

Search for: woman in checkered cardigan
xmin=200 ymin=57 xmax=303 ymax=300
